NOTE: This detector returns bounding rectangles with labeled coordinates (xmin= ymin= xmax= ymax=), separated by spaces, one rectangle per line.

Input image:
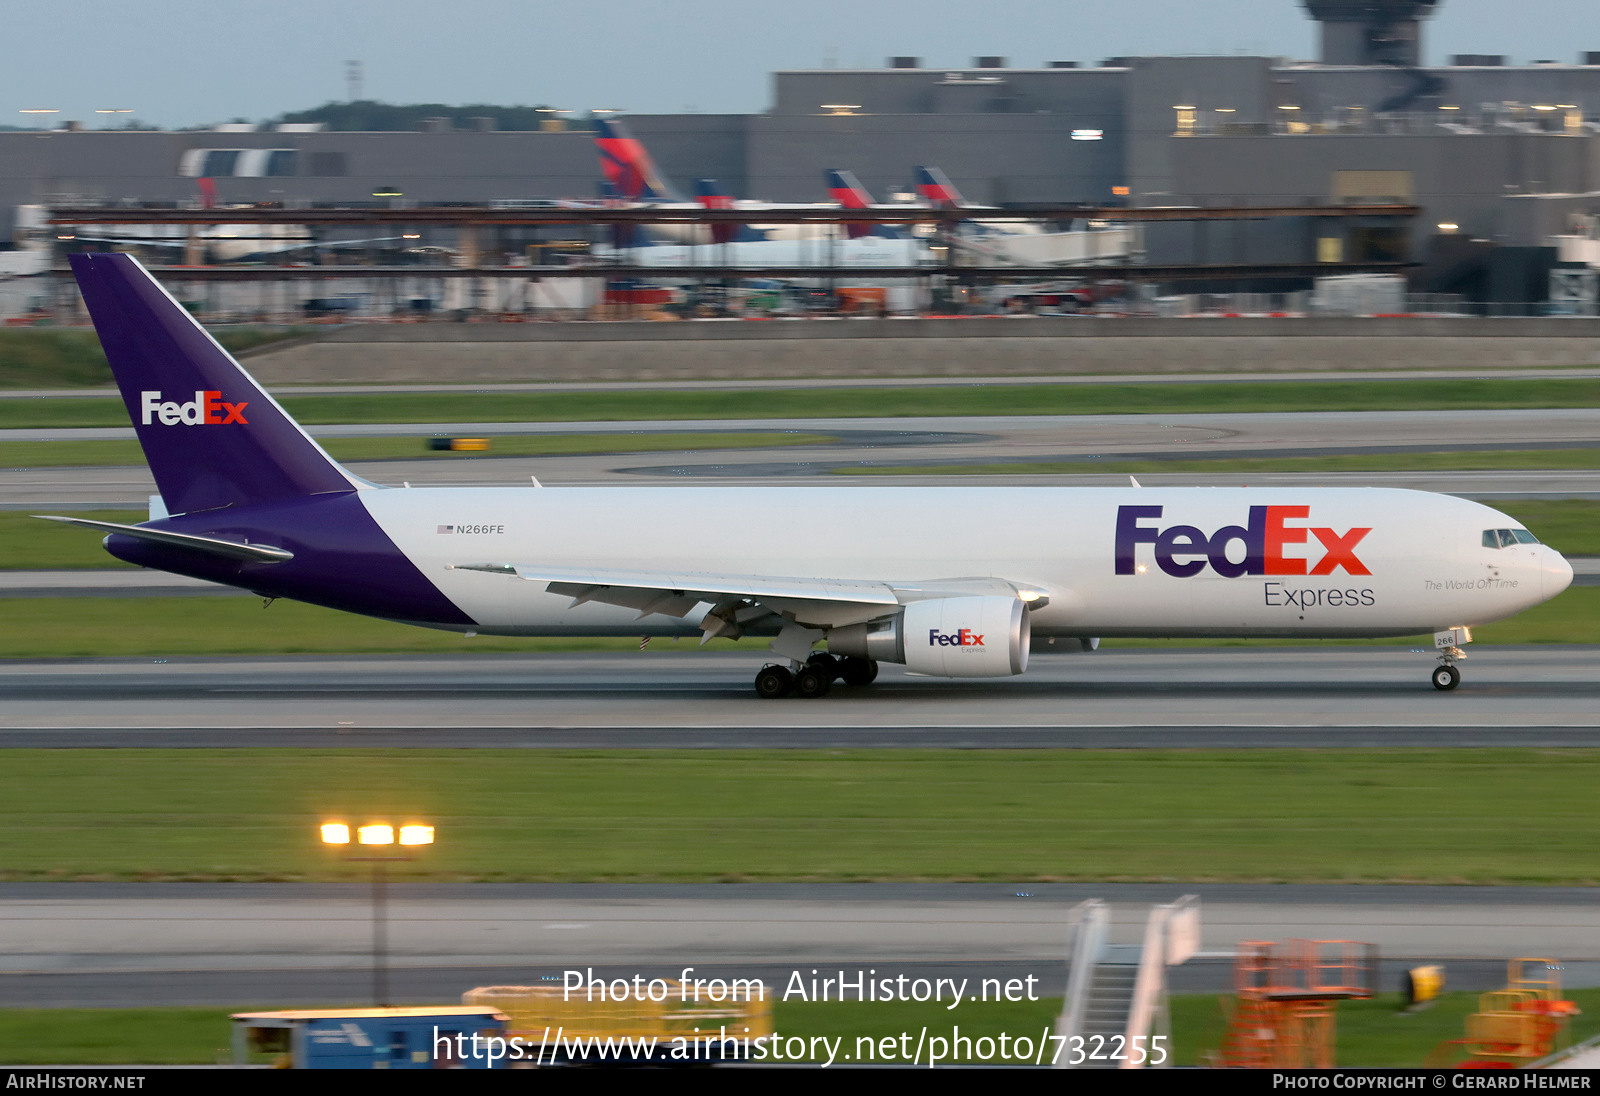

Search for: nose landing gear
xmin=1431 ymin=627 xmax=1470 ymax=691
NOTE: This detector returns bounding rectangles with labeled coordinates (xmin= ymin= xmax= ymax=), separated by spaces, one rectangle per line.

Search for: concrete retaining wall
xmin=243 ymin=317 xmax=1600 ymax=385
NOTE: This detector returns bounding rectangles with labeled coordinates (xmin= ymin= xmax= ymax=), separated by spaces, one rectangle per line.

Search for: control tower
xmin=1302 ymin=1 xmax=1441 ymax=66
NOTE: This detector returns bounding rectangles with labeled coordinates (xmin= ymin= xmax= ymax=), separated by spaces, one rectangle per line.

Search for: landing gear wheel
xmin=754 ymin=665 xmax=794 ymax=699
xmin=838 ymin=656 xmax=879 ymax=687
xmin=806 ymin=653 xmax=843 ymax=682
xmin=794 ymin=666 xmax=833 ymax=699
xmin=1431 ymin=664 xmax=1460 ymax=691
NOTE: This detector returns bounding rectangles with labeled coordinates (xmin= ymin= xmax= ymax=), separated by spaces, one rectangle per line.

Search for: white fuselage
xmin=361 ymin=485 xmax=1571 ymax=639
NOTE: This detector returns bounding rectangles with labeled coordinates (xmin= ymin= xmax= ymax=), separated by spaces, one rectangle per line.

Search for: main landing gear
xmin=753 ymin=654 xmax=878 ymax=699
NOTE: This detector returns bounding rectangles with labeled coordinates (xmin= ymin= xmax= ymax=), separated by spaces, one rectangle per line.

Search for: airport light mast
xmin=321 ymin=822 xmax=435 ymax=1007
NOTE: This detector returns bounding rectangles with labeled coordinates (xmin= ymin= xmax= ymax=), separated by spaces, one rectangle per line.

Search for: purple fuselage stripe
xmin=105 ymin=495 xmax=476 ymax=627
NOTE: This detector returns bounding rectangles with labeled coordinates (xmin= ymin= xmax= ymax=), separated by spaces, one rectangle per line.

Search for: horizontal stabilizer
xmin=34 ymin=515 xmax=293 ymax=563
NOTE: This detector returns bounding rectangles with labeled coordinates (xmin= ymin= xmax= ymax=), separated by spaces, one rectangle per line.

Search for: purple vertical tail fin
xmin=69 ymin=253 xmax=362 ymax=516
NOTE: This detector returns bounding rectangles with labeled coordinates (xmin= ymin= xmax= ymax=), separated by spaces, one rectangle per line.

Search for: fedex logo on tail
xmin=1115 ymin=505 xmax=1371 ymax=578
xmin=140 ymin=390 xmax=248 ymax=426
xmin=929 ymin=628 xmax=985 ymax=647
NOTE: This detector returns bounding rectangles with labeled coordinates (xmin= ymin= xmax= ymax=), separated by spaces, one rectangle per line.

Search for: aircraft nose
xmin=1543 ymin=547 xmax=1574 ymax=600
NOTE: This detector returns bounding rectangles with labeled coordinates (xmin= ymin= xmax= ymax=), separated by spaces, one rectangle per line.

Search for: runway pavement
xmin=5 ymin=408 xmax=1598 ymax=508
xmin=0 ymin=648 xmax=1596 ymax=746
xmin=2 ymin=883 xmax=1597 ymax=1006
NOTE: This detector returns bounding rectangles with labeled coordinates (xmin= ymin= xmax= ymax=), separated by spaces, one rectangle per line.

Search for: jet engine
xmin=829 ymin=595 xmax=1030 ymax=678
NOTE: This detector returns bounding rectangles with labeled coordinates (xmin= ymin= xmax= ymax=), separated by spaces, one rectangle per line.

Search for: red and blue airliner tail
xmin=827 ymin=169 xmax=900 ymax=239
xmin=595 ymin=118 xmax=686 ymax=204
xmin=827 ymin=169 xmax=875 ymax=210
xmin=694 ymin=178 xmax=751 ymax=243
xmin=915 ymin=165 xmax=966 ymax=209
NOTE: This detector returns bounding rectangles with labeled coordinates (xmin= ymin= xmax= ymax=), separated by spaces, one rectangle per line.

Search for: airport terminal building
xmin=4 ymin=1 xmax=1600 ymax=295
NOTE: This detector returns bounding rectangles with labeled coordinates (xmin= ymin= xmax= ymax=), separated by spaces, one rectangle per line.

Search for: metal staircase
xmin=1076 ymin=946 xmax=1143 ymax=1066
xmin=1054 ymin=896 xmax=1199 ymax=1070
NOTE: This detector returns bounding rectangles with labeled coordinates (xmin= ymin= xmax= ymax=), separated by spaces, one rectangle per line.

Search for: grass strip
xmin=0 ymin=328 xmax=309 ymax=390
xmin=1170 ymin=989 xmax=1600 ymax=1068
xmin=0 ymin=431 xmax=836 ymax=469
xmin=5 ymin=990 xmax=1598 ymax=1066
xmin=6 ymin=378 xmax=1600 ymax=429
xmin=0 ymin=1008 xmax=239 ymax=1066
xmin=4 ymin=748 xmax=1600 ymax=884
xmin=838 ymin=448 xmax=1600 ymax=478
xmin=787 ymin=990 xmax=1600 ymax=1067
xmin=0 ymin=597 xmax=746 ymax=656
xmin=1 ymin=511 xmax=145 ymax=570
xmin=1492 ymin=499 xmax=1600 ymax=557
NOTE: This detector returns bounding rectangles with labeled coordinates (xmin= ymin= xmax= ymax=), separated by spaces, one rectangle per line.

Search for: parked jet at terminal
xmin=594 ymin=120 xmax=868 ymax=245
xmin=595 ymin=119 xmax=688 ymax=204
xmin=825 ymin=170 xmax=912 ymax=240
xmin=48 ymin=254 xmax=1573 ymax=697
xmin=589 ymin=235 xmax=926 ymax=269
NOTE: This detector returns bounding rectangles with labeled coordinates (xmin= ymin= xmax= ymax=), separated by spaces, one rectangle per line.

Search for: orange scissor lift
xmin=1426 ymin=959 xmax=1580 ymax=1068
xmin=1214 ymin=939 xmax=1377 ymax=1068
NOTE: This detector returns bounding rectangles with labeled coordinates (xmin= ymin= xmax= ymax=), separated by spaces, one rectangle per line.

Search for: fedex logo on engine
xmin=1115 ymin=505 xmax=1371 ymax=578
xmin=140 ymin=390 xmax=249 ymax=426
xmin=929 ymin=628 xmax=985 ymax=647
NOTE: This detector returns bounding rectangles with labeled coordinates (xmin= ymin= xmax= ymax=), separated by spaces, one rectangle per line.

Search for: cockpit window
xmin=1483 ymin=528 xmax=1540 ymax=549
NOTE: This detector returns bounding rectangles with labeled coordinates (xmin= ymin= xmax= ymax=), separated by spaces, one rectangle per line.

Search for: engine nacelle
xmin=829 ymin=595 xmax=1030 ymax=678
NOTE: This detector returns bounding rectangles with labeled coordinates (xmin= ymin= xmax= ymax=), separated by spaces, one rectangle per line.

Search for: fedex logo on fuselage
xmin=140 ymin=390 xmax=249 ymax=426
xmin=929 ymin=628 xmax=985 ymax=647
xmin=1115 ymin=505 xmax=1371 ymax=578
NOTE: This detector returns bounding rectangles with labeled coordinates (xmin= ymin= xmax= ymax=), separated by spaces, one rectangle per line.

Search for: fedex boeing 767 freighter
xmin=45 ymin=254 xmax=1573 ymax=697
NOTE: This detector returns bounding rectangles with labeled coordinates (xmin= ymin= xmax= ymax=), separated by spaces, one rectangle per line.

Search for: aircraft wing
xmin=452 ymin=562 xmax=1049 ymax=641
xmin=452 ymin=562 xmax=902 ymax=631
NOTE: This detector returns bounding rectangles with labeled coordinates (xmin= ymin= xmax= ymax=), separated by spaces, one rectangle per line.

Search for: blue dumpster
xmin=231 ymin=1006 xmax=510 ymax=1069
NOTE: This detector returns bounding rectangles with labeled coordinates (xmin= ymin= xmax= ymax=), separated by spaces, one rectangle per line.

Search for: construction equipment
xmin=1212 ymin=939 xmax=1377 ymax=1068
xmin=463 ymin=981 xmax=772 ymax=1066
xmin=1427 ymin=959 xmax=1579 ymax=1068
